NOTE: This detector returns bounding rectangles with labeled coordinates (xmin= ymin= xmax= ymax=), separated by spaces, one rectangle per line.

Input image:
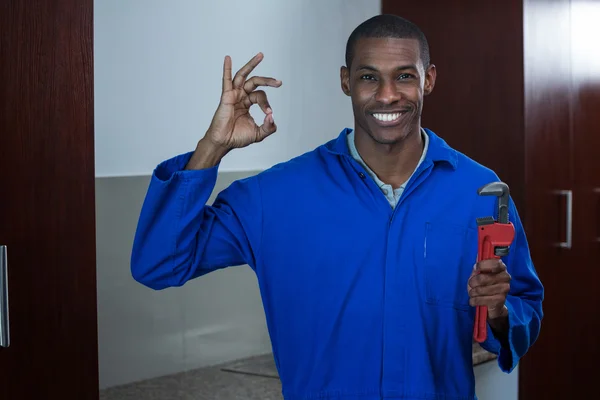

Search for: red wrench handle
xmin=473 ymin=222 xmax=515 ymax=343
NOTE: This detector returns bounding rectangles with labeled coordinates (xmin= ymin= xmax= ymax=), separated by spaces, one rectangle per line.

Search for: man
xmin=131 ymin=14 xmax=543 ymax=400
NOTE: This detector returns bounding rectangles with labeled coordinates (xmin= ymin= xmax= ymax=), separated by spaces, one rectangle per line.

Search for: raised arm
xmin=130 ymin=53 xmax=282 ymax=290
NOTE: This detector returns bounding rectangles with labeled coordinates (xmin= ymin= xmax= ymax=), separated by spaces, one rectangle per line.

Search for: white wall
xmin=94 ymin=1 xmax=520 ymax=398
xmin=94 ymin=0 xmax=379 ymax=177
xmin=95 ymin=173 xmax=273 ymax=389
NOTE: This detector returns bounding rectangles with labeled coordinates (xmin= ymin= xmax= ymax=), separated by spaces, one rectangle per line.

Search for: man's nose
xmin=374 ymin=81 xmax=401 ymax=104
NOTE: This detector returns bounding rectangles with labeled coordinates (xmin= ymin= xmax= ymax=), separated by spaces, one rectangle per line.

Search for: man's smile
xmin=369 ymin=110 xmax=409 ymax=126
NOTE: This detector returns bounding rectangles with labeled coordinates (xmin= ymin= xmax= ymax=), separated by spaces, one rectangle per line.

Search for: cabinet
xmin=381 ymin=0 xmax=600 ymax=398
xmin=0 ymin=0 xmax=98 ymax=398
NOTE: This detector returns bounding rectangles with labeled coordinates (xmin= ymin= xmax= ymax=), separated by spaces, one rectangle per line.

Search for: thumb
xmin=467 ymin=263 xmax=477 ymax=291
xmin=258 ymin=113 xmax=277 ymax=141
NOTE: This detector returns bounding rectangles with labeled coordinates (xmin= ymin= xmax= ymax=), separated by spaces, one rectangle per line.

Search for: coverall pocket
xmin=423 ymin=221 xmax=477 ymax=311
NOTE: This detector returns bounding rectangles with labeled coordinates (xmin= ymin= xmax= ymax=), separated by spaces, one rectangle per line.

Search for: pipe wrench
xmin=473 ymin=182 xmax=515 ymax=343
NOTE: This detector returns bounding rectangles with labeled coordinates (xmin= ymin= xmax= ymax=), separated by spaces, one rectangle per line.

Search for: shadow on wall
xmin=95 ymin=171 xmax=271 ymax=389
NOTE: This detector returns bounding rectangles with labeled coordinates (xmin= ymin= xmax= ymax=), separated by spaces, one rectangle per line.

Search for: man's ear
xmin=423 ymin=64 xmax=437 ymax=96
xmin=340 ymin=66 xmax=351 ymax=96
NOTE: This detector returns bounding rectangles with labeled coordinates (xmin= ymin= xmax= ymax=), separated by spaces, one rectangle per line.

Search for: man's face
xmin=341 ymin=37 xmax=436 ymax=145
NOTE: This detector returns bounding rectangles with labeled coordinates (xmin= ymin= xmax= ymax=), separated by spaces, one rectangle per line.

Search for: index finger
xmin=243 ymin=76 xmax=282 ymax=94
xmin=233 ymin=52 xmax=264 ymax=88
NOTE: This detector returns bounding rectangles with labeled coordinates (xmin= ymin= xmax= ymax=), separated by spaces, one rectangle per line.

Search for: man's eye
xmin=398 ymin=73 xmax=414 ymax=80
xmin=360 ymin=74 xmax=376 ymax=81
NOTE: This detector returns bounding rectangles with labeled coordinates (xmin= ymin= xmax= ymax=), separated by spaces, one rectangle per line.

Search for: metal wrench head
xmin=477 ymin=181 xmax=510 ymax=223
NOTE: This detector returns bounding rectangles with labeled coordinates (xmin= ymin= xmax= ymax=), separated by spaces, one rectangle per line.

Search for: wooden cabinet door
xmin=520 ymin=0 xmax=600 ymax=398
xmin=0 ymin=1 xmax=99 ymax=398
xmin=568 ymin=1 xmax=600 ymax=397
xmin=519 ymin=1 xmax=576 ymax=398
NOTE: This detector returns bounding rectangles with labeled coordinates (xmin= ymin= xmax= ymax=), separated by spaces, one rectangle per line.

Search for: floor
xmin=99 ymin=344 xmax=495 ymax=400
xmin=99 ymin=354 xmax=283 ymax=400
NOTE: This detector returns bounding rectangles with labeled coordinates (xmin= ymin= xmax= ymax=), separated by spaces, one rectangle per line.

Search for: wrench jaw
xmin=494 ymin=245 xmax=510 ymax=258
xmin=477 ymin=182 xmax=510 ymax=224
xmin=476 ymin=216 xmax=495 ymax=226
xmin=477 ymin=182 xmax=512 ymax=257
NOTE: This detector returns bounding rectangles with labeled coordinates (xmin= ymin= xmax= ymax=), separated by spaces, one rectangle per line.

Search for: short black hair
xmin=345 ymin=14 xmax=430 ymax=69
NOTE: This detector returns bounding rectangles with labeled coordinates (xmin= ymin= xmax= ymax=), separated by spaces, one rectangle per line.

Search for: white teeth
xmin=373 ymin=113 xmax=401 ymax=122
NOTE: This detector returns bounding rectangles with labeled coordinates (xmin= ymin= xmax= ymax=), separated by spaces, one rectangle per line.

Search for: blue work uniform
xmin=131 ymin=127 xmax=544 ymax=400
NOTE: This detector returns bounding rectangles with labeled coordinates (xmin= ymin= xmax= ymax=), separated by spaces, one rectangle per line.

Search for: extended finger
xmin=233 ymin=53 xmax=264 ymax=88
xmin=246 ymin=90 xmax=272 ymax=115
xmin=222 ymin=55 xmax=233 ymax=92
xmin=469 ymin=282 xmax=510 ymax=298
xmin=243 ymin=76 xmax=282 ymax=94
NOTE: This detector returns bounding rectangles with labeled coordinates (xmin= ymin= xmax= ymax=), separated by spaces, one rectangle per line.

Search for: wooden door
xmin=0 ymin=1 xmax=99 ymax=398
xmin=520 ymin=0 xmax=600 ymax=397
xmin=568 ymin=0 xmax=600 ymax=397
xmin=518 ymin=0 xmax=577 ymax=398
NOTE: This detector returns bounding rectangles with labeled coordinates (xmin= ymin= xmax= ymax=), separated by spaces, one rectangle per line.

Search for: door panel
xmin=569 ymin=2 xmax=600 ymax=398
xmin=571 ymin=0 xmax=600 ymax=191
xmin=0 ymin=0 xmax=98 ymax=398
xmin=520 ymin=0 xmax=577 ymax=398
xmin=571 ymin=0 xmax=600 ymax=262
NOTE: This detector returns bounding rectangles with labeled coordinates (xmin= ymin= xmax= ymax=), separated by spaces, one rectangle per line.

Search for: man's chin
xmin=367 ymin=126 xmax=412 ymax=145
xmin=370 ymin=135 xmax=401 ymax=145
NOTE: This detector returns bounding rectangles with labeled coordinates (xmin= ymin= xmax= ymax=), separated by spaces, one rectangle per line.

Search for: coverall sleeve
xmin=130 ymin=151 xmax=263 ymax=290
xmin=480 ymin=197 xmax=544 ymax=373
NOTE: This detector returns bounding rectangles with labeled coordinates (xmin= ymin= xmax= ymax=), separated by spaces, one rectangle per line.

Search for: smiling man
xmin=340 ymin=25 xmax=436 ymax=207
xmin=131 ymin=14 xmax=543 ymax=400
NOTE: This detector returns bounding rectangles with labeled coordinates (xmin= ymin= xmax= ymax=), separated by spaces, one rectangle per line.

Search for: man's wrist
xmin=488 ymin=305 xmax=510 ymax=347
xmin=185 ymin=137 xmax=230 ymax=170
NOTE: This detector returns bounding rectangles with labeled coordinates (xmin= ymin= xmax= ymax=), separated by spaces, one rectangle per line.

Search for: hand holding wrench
xmin=473 ymin=182 xmax=515 ymax=343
